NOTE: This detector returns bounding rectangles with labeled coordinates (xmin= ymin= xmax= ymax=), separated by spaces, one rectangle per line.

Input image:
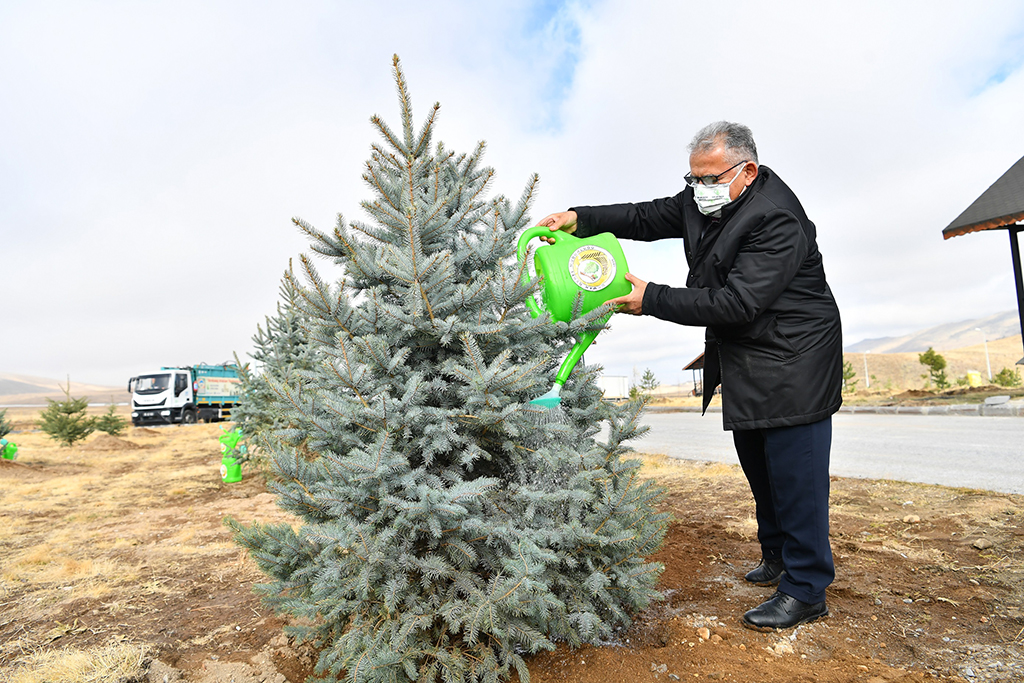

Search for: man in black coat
xmin=539 ymin=121 xmax=843 ymax=630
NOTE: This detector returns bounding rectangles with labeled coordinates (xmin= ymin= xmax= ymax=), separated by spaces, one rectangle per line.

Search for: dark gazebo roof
xmin=942 ymin=154 xmax=1024 ymax=365
xmin=943 ymin=155 xmax=1024 ymax=239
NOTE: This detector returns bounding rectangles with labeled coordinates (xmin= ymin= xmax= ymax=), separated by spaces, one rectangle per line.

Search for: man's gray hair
xmin=688 ymin=121 xmax=758 ymax=164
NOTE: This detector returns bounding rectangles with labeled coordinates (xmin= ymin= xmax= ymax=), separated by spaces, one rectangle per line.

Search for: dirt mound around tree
xmin=81 ymin=433 xmax=144 ymax=450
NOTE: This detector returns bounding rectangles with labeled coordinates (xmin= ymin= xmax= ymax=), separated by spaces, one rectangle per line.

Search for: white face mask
xmin=692 ymin=162 xmax=750 ymax=216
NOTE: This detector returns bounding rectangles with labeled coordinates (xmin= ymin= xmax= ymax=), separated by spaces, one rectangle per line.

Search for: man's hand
xmin=608 ymin=273 xmax=647 ymax=315
xmin=537 ymin=210 xmax=578 ymax=243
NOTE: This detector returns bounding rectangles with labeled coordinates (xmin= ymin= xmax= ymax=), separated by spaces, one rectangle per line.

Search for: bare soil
xmin=2 ymin=418 xmax=1023 ymax=682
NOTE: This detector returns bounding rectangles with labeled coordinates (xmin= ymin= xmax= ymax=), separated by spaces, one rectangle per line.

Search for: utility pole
xmin=975 ymin=328 xmax=992 ymax=381
xmin=863 ymin=351 xmax=871 ymax=389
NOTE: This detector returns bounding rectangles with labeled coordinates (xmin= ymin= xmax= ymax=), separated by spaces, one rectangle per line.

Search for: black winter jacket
xmin=572 ymin=166 xmax=843 ymax=430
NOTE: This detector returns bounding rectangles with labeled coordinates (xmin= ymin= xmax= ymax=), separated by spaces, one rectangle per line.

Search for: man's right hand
xmin=536 ymin=210 xmax=578 ymax=243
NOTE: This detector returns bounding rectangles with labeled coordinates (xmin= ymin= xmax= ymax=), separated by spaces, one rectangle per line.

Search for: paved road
xmin=629 ymin=412 xmax=1024 ymax=495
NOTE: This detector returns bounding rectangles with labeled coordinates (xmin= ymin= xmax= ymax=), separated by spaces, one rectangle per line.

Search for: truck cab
xmin=129 ymin=369 xmax=196 ymax=426
xmin=128 ymin=364 xmax=240 ymax=426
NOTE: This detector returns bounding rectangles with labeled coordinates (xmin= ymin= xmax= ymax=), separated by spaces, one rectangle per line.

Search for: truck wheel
xmin=181 ymin=410 xmax=197 ymax=425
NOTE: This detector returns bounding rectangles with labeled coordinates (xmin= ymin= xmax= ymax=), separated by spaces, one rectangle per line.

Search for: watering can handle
xmin=517 ymin=226 xmax=564 ymax=319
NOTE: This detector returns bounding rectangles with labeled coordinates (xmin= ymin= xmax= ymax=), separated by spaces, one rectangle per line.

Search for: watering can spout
xmin=556 ymin=328 xmax=601 ymax=385
xmin=529 ymin=382 xmax=564 ymax=408
xmin=528 ymin=328 xmax=603 ymax=408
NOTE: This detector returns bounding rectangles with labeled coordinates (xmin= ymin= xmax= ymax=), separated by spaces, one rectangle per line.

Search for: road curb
xmin=648 ymin=401 xmax=1024 ymax=417
xmin=839 ymin=401 xmax=1024 ymax=417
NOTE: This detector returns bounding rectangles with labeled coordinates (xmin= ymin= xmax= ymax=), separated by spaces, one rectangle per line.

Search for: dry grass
xmin=631 ymin=452 xmax=759 ymax=541
xmin=4 ymin=642 xmax=148 ymax=683
xmin=0 ymin=420 xmax=295 ymax=668
xmin=844 ymin=334 xmax=1023 ymax=394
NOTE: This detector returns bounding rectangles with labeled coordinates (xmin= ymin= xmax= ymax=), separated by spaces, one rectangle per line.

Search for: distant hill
xmin=846 ymin=310 xmax=1021 ymax=353
xmin=0 ymin=373 xmax=129 ymax=405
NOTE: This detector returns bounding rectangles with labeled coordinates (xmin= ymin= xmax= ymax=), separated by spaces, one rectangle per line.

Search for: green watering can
xmin=218 ymin=428 xmax=246 ymax=483
xmin=0 ymin=439 xmax=17 ymax=461
xmin=517 ymin=226 xmax=632 ymax=408
xmin=220 ymin=456 xmax=242 ymax=483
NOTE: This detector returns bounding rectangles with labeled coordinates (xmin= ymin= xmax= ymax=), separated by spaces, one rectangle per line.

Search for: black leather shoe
xmin=744 ymin=558 xmax=785 ymax=586
xmin=742 ymin=591 xmax=828 ymax=631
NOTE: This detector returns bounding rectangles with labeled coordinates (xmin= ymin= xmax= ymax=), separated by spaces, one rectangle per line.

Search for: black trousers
xmin=733 ymin=417 xmax=834 ymax=604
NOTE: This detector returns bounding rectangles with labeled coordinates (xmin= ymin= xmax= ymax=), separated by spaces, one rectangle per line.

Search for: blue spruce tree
xmin=234 ymin=271 xmax=318 ymax=460
xmin=228 ymin=56 xmax=666 ymax=683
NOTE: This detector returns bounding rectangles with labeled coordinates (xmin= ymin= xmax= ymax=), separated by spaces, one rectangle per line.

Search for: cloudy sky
xmin=3 ymin=0 xmax=1024 ymax=389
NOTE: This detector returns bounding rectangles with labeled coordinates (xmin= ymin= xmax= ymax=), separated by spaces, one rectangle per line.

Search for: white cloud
xmin=2 ymin=0 xmax=1023 ymax=388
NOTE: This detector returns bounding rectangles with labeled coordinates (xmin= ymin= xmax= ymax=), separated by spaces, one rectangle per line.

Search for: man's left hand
xmin=608 ymin=273 xmax=647 ymax=315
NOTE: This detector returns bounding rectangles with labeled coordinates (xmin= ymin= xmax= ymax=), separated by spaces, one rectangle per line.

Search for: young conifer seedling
xmin=94 ymin=398 xmax=129 ymax=437
xmin=39 ymin=377 xmax=95 ymax=447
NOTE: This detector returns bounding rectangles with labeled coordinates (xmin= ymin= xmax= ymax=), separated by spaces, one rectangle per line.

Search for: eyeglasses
xmin=684 ymin=160 xmax=749 ymax=187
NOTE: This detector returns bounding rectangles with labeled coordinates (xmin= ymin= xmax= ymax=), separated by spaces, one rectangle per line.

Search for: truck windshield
xmin=135 ymin=374 xmax=170 ymax=395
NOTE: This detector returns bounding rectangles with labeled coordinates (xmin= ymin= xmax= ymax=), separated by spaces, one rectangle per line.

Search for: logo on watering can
xmin=568 ymin=246 xmax=616 ymax=292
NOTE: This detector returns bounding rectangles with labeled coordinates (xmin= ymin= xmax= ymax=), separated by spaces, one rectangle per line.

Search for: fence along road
xmin=631 ymin=411 xmax=1024 ymax=495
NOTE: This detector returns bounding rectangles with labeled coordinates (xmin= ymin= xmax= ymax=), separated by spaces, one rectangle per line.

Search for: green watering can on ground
xmin=220 ymin=455 xmax=242 ymax=483
xmin=517 ymin=226 xmax=632 ymax=408
xmin=0 ymin=439 xmax=17 ymax=461
xmin=218 ymin=428 xmax=246 ymax=483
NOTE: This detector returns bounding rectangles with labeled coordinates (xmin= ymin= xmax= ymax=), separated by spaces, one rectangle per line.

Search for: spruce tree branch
xmin=406 ymin=158 xmax=416 ymax=221
xmin=447 ymin=169 xmax=494 ymax=232
xmin=358 ymin=335 xmax=393 ymax=374
xmin=440 ymin=542 xmax=474 ymax=561
xmin=593 ymin=472 xmax=638 ymax=534
xmin=457 ymin=275 xmax=491 ymax=309
xmin=370 ymin=115 xmax=406 ymax=157
xmin=375 ymin=249 xmax=414 ymax=284
xmin=293 ymin=218 xmax=366 ymax=280
xmin=264 ymin=377 xmax=337 ymax=443
xmin=505 ymin=173 xmax=539 ymax=231
xmin=326 ymin=349 xmax=370 ymax=409
xmin=317 ymin=393 xmax=378 ymax=435
xmin=292 ymin=255 xmax=334 ymax=316
xmin=364 ymin=161 xmax=401 ymax=213
xmin=423 ymin=196 xmax=454 ymax=232
xmin=495 ymin=544 xmax=530 ymax=602
xmin=392 ymin=53 xmax=415 ymax=150
xmin=411 ymin=102 xmax=440 ymax=159
xmin=351 ymin=648 xmax=372 ymax=683
xmin=319 ymin=494 xmax=374 ymax=513
xmin=616 ymin=564 xmax=661 ymax=581
xmin=432 ymin=161 xmax=441 ymax=204
xmin=343 ymin=431 xmax=389 ymax=476
xmin=349 ymin=221 xmax=391 ymax=247
xmin=370 ymin=142 xmax=404 ymax=172
xmin=419 ymin=284 xmax=436 ymax=323
xmin=356 ymin=528 xmax=370 ymax=559
xmin=396 ymin=177 xmax=439 ymax=326
xmin=369 ymin=200 xmax=416 ymax=236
